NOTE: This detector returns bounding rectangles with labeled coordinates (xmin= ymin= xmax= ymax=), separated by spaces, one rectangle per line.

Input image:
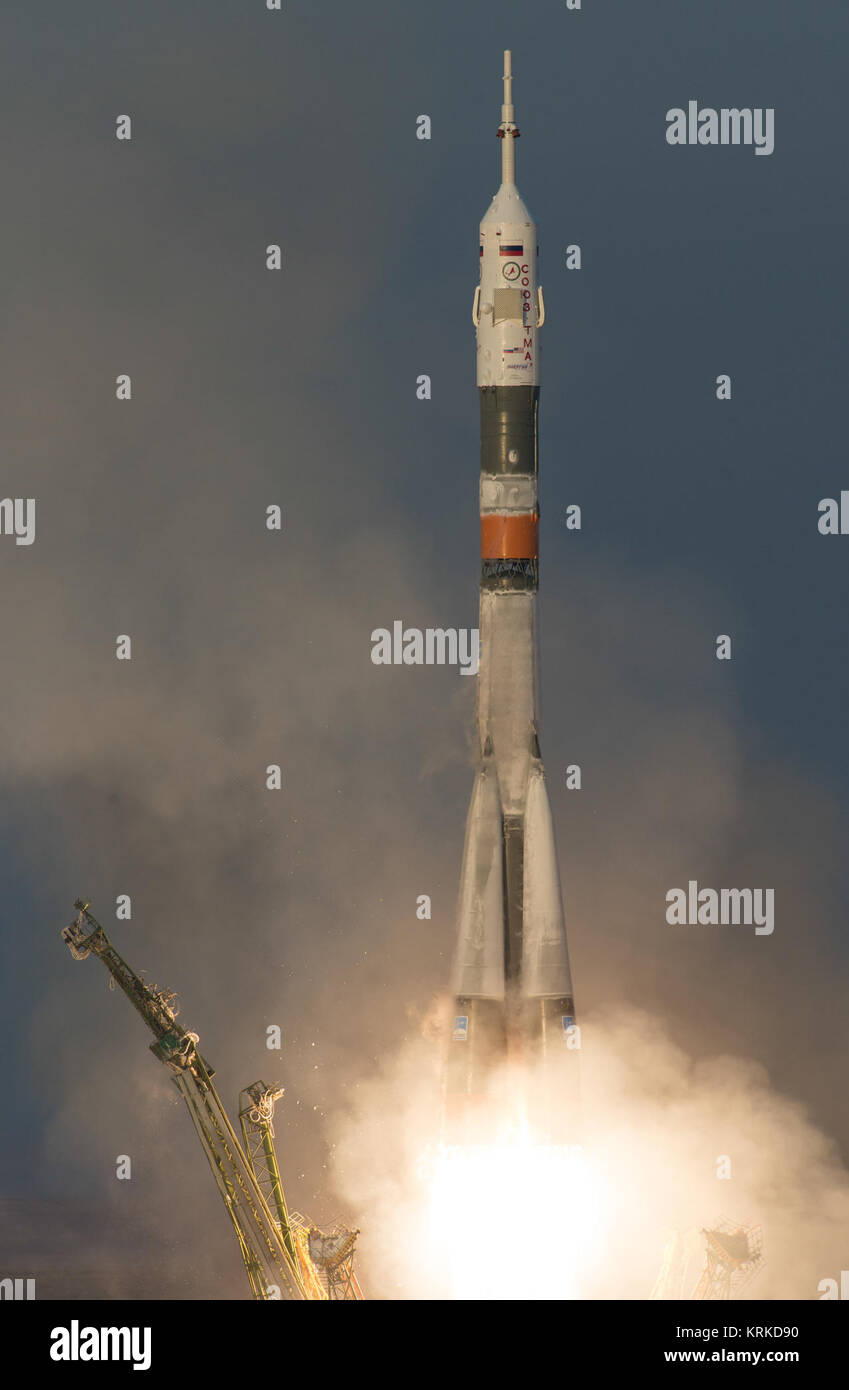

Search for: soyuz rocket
xmin=446 ymin=52 xmax=577 ymax=1141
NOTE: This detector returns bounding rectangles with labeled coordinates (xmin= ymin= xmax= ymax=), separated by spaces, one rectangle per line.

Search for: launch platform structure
xmin=61 ymin=899 xmax=361 ymax=1301
xmin=652 ymin=1220 xmax=764 ymax=1300
xmin=306 ymin=1221 xmax=365 ymax=1301
xmin=238 ymin=1082 xmax=363 ymax=1300
xmin=691 ymin=1219 xmax=764 ymax=1300
xmin=238 ymin=1081 xmax=299 ymax=1266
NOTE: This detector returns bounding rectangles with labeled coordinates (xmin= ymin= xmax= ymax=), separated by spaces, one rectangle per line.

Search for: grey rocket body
xmin=446 ymin=52 xmax=576 ymax=1140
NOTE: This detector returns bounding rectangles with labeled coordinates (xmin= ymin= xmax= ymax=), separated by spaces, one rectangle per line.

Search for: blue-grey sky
xmin=0 ymin=0 xmax=847 ymax=1296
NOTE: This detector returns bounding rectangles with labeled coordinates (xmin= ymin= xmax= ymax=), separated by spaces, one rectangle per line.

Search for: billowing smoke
xmin=8 ymin=542 xmax=848 ymax=1297
xmin=329 ymin=1005 xmax=849 ymax=1299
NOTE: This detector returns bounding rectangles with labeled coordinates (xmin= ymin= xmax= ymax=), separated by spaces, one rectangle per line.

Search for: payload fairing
xmin=447 ymin=52 xmax=577 ymax=1140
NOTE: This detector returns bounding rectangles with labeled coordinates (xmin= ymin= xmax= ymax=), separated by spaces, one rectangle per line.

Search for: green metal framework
xmin=61 ymin=900 xmax=307 ymax=1302
xmin=239 ymin=1084 xmax=365 ymax=1300
xmin=238 ymin=1081 xmax=298 ymax=1265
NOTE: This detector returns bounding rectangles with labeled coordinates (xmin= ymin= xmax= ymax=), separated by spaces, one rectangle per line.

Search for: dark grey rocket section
xmin=480 ymin=384 xmax=540 ymax=592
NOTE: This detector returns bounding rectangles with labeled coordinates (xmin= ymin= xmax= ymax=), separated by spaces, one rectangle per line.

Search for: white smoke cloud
xmin=329 ymin=1006 xmax=849 ymax=1299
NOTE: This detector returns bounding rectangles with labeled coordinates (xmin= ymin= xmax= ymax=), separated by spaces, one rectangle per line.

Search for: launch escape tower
xmin=61 ymin=899 xmax=362 ymax=1301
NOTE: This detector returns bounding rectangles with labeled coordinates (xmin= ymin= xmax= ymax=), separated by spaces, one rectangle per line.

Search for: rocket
xmin=446 ymin=51 xmax=577 ymax=1143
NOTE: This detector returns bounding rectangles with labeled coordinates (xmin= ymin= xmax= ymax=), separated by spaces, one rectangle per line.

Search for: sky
xmin=0 ymin=0 xmax=847 ymax=1298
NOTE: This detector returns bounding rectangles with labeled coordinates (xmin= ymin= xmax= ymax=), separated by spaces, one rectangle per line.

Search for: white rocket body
xmin=446 ymin=52 xmax=577 ymax=1143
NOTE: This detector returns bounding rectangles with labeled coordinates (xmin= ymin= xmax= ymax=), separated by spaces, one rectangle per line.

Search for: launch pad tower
xmin=61 ymin=900 xmax=362 ymax=1301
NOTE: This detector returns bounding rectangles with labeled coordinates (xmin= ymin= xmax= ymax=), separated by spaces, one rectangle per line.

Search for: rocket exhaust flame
xmin=446 ymin=51 xmax=578 ymax=1144
xmin=427 ymin=1138 xmax=598 ymax=1300
xmin=331 ymin=1011 xmax=849 ymax=1300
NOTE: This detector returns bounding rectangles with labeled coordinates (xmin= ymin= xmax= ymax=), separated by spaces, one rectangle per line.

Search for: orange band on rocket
xmin=480 ymin=513 xmax=539 ymax=559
